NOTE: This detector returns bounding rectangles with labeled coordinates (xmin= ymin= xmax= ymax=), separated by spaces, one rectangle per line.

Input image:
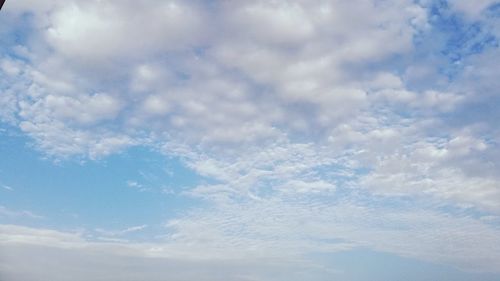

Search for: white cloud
xmin=4 ymin=191 xmax=500 ymax=280
xmin=359 ymin=131 xmax=500 ymax=212
xmin=42 ymin=93 xmax=122 ymax=125
xmin=1 ymin=193 xmax=500 ymax=281
xmin=0 ymin=0 xmax=433 ymax=155
xmin=162 ymin=199 xmax=500 ymax=273
xmin=126 ymin=180 xmax=150 ymax=192
xmin=95 ymin=224 xmax=148 ymax=237
xmin=0 ymin=225 xmax=340 ymax=281
xmin=17 ymin=120 xmax=137 ymax=159
xmin=45 ymin=0 xmax=204 ymax=63
xmin=223 ymin=1 xmax=315 ymax=45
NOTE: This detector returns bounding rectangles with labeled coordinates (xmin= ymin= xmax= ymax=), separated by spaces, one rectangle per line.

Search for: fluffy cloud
xmin=0 ymin=0 xmax=432 ymax=152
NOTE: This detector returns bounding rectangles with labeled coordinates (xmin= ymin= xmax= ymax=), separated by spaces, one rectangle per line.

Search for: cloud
xmin=0 ymin=225 xmax=339 ymax=281
xmin=126 ymin=180 xmax=151 ymax=192
xmin=163 ymin=198 xmax=500 ymax=273
xmin=0 ymin=0 xmax=431 ymax=154
xmin=94 ymin=224 xmax=148 ymax=238
xmin=2 ymin=196 xmax=500 ymax=281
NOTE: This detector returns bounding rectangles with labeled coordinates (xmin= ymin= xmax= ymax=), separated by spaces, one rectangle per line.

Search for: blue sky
xmin=1 ymin=0 xmax=500 ymax=280
xmin=0 ymin=124 xmax=202 ymax=234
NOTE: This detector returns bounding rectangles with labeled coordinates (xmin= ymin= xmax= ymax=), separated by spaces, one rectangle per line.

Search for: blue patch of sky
xmin=0 ymin=12 xmax=36 ymax=60
xmin=0 ymin=124 xmax=205 ymax=235
xmin=485 ymin=2 xmax=500 ymax=17
xmin=444 ymin=94 xmax=500 ymax=126
xmin=423 ymin=1 xmax=498 ymax=79
xmin=388 ymin=0 xmax=499 ymax=97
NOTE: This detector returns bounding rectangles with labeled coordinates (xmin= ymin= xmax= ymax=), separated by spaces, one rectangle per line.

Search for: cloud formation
xmin=1 ymin=0 xmax=500 ymax=279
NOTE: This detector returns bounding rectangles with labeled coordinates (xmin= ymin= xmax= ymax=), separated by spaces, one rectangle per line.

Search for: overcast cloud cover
xmin=1 ymin=0 xmax=500 ymax=280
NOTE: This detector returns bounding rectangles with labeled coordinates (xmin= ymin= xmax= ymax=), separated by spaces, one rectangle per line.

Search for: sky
xmin=1 ymin=0 xmax=500 ymax=280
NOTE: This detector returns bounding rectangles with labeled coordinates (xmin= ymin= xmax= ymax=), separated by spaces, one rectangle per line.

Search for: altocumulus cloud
xmin=1 ymin=0 xmax=500 ymax=280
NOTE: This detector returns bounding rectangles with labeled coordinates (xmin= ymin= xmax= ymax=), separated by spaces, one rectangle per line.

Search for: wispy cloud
xmin=94 ymin=224 xmax=148 ymax=237
xmin=126 ymin=180 xmax=151 ymax=192
xmin=1 ymin=184 xmax=13 ymax=191
xmin=0 ymin=206 xmax=43 ymax=219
